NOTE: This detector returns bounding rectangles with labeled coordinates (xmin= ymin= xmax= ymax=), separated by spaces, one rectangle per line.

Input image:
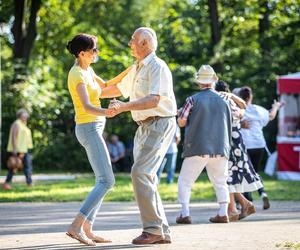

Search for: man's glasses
xmin=92 ymin=47 xmax=99 ymax=53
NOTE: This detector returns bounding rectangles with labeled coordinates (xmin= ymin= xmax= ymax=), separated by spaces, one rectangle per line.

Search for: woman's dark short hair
xmin=66 ymin=34 xmax=97 ymax=57
xmin=239 ymin=86 xmax=252 ymax=102
xmin=215 ymin=80 xmax=230 ymax=93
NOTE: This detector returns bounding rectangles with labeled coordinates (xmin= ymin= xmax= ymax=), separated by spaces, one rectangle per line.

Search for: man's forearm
xmin=122 ymin=95 xmax=160 ymax=111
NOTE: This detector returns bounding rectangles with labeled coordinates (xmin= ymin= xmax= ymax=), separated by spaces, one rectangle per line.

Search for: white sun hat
xmin=195 ymin=65 xmax=218 ymax=84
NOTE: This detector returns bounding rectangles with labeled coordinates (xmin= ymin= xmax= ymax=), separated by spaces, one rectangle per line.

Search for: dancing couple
xmin=65 ymin=27 xmax=176 ymax=246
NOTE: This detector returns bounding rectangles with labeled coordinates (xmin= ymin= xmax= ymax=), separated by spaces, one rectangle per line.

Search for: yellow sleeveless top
xmin=7 ymin=119 xmax=33 ymax=153
xmin=68 ymin=65 xmax=105 ymax=124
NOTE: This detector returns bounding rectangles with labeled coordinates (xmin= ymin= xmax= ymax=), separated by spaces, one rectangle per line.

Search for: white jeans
xmin=178 ymin=156 xmax=230 ymax=206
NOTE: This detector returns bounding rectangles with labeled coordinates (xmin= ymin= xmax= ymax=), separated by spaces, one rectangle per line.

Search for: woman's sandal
xmin=87 ymin=233 xmax=112 ymax=243
xmin=239 ymin=202 xmax=256 ymax=220
xmin=228 ymin=212 xmax=240 ymax=222
xmin=66 ymin=231 xmax=96 ymax=246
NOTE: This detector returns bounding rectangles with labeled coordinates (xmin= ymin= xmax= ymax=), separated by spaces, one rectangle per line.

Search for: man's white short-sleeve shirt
xmin=117 ymin=52 xmax=177 ymax=121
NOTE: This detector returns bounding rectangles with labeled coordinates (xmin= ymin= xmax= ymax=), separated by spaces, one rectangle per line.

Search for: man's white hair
xmin=136 ymin=27 xmax=158 ymax=51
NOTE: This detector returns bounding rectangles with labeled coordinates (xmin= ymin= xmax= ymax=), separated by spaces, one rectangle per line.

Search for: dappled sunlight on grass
xmin=0 ymin=173 xmax=299 ymax=202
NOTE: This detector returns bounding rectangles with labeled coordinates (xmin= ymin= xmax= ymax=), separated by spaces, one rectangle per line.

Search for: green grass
xmin=1 ymin=173 xmax=300 ymax=202
xmin=276 ymin=242 xmax=300 ymax=250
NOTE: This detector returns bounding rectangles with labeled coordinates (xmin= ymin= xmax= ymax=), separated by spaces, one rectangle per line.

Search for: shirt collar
xmin=140 ymin=52 xmax=155 ymax=66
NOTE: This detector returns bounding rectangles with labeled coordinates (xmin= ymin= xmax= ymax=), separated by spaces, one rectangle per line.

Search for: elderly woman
xmin=215 ymin=81 xmax=263 ymax=221
xmin=238 ymin=86 xmax=282 ymax=209
xmin=2 ymin=109 xmax=33 ymax=190
xmin=66 ymin=33 xmax=130 ymax=246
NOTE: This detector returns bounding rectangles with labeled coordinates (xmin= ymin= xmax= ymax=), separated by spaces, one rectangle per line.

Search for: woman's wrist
xmin=99 ymin=108 xmax=107 ymax=115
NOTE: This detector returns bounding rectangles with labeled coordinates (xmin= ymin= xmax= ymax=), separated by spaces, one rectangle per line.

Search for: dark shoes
xmin=209 ymin=214 xmax=229 ymax=223
xmin=262 ymin=196 xmax=270 ymax=210
xmin=132 ymin=232 xmax=166 ymax=245
xmin=239 ymin=202 xmax=256 ymax=220
xmin=156 ymin=239 xmax=172 ymax=244
xmin=176 ymin=215 xmax=192 ymax=224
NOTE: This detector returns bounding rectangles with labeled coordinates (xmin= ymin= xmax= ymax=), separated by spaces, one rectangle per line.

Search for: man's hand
xmin=241 ymin=120 xmax=250 ymax=129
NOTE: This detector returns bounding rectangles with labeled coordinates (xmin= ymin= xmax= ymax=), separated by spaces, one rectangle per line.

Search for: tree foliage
xmin=1 ymin=0 xmax=300 ymax=170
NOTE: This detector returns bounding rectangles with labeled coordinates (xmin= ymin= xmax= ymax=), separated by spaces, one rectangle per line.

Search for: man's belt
xmin=136 ymin=116 xmax=174 ymax=126
xmin=136 ymin=116 xmax=160 ymax=126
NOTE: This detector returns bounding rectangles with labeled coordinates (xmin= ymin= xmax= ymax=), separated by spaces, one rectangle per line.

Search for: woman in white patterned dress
xmin=215 ymin=81 xmax=263 ymax=221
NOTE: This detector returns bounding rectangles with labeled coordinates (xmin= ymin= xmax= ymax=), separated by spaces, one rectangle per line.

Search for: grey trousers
xmin=131 ymin=117 xmax=176 ymax=239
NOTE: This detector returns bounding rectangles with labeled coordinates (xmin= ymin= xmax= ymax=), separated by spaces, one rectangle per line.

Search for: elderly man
xmin=101 ymin=27 xmax=177 ymax=244
xmin=176 ymin=65 xmax=232 ymax=224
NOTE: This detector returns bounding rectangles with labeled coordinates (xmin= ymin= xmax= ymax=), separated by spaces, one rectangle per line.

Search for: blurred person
xmin=176 ymin=65 xmax=232 ymax=224
xmin=125 ymin=138 xmax=134 ymax=171
xmin=2 ymin=109 xmax=33 ymax=190
xmin=238 ymin=86 xmax=283 ymax=209
xmin=107 ymin=134 xmax=126 ymax=172
xmin=215 ymin=81 xmax=263 ymax=221
xmin=65 ymin=33 xmax=130 ymax=246
xmin=102 ymin=131 xmax=109 ymax=145
xmin=157 ymin=124 xmax=181 ymax=184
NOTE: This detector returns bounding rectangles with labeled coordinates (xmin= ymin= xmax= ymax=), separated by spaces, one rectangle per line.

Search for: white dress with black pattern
xmin=220 ymin=93 xmax=263 ymax=193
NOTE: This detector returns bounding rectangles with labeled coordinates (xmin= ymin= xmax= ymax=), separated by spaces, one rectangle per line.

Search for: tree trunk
xmin=23 ymin=0 xmax=41 ymax=64
xmin=259 ymin=0 xmax=271 ymax=57
xmin=207 ymin=0 xmax=222 ymax=71
xmin=11 ymin=0 xmax=41 ymax=81
xmin=208 ymin=0 xmax=221 ymax=47
xmin=11 ymin=0 xmax=26 ymax=60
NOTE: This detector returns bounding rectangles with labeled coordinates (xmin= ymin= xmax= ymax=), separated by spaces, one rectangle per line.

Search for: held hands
xmin=106 ymin=98 xmax=126 ymax=117
xmin=104 ymin=108 xmax=118 ymax=118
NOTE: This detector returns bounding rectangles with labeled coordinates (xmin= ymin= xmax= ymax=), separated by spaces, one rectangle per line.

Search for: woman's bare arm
xmin=76 ymin=83 xmax=116 ymax=117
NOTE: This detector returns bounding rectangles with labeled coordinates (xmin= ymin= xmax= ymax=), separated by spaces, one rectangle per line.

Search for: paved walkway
xmin=0 ymin=201 xmax=299 ymax=250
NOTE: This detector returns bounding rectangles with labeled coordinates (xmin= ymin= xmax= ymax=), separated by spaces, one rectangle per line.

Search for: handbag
xmin=7 ymin=154 xmax=24 ymax=173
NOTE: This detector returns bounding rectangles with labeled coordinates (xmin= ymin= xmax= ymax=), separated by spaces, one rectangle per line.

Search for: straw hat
xmin=195 ymin=65 xmax=218 ymax=84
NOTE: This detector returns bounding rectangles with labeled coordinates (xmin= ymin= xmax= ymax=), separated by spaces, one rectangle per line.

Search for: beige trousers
xmin=131 ymin=117 xmax=176 ymax=239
